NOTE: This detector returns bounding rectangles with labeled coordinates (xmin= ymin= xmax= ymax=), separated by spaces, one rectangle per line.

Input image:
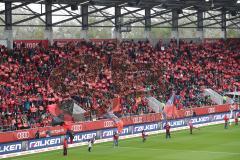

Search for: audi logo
xmin=208 ymin=108 xmax=215 ymax=114
xmin=17 ymin=132 xmax=30 ymax=139
xmin=72 ymin=125 xmax=82 ymax=132
xmin=185 ymin=110 xmax=193 ymax=117
xmin=104 ymin=121 xmax=114 ymax=127
xmin=133 ymin=117 xmax=143 ymax=124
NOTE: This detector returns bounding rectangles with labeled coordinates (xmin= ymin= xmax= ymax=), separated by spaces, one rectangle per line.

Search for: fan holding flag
xmin=163 ymin=92 xmax=179 ymax=120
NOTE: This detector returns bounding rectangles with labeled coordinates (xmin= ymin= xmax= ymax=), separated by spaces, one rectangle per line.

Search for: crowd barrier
xmin=12 ymin=38 xmax=240 ymax=49
xmin=13 ymin=40 xmax=49 ymax=49
xmin=0 ymin=109 xmax=239 ymax=157
xmin=0 ymin=104 xmax=238 ymax=144
xmin=13 ymin=39 xmax=117 ymax=49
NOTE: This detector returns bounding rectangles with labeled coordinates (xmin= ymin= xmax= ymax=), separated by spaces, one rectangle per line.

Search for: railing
xmin=0 ymin=104 xmax=238 ymax=144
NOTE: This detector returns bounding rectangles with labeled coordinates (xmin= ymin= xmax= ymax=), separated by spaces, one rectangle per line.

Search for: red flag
xmin=47 ymin=104 xmax=62 ymax=116
xmin=116 ymin=120 xmax=124 ymax=133
xmin=92 ymin=97 xmax=99 ymax=109
xmin=63 ymin=122 xmax=72 ymax=130
xmin=112 ymin=97 xmax=121 ymax=112
xmin=163 ymin=94 xmax=178 ymax=119
xmin=48 ymin=104 xmax=74 ymax=124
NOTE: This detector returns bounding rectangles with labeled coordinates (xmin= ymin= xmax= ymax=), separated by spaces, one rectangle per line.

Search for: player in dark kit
xmin=69 ymin=130 xmax=75 ymax=144
xmin=164 ymin=122 xmax=171 ymax=139
xmin=141 ymin=129 xmax=147 ymax=142
xmin=113 ymin=132 xmax=119 ymax=147
xmin=63 ymin=138 xmax=68 ymax=156
xmin=234 ymin=113 xmax=239 ymax=126
xmin=224 ymin=114 xmax=229 ymax=129
xmin=188 ymin=119 xmax=199 ymax=134
xmin=189 ymin=120 xmax=193 ymax=134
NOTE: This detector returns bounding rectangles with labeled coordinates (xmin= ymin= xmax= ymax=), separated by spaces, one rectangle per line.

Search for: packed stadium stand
xmin=0 ymin=38 xmax=239 ymax=132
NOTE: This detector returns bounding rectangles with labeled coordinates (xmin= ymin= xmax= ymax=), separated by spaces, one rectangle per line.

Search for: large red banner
xmin=0 ymin=104 xmax=236 ymax=143
xmin=53 ymin=39 xmax=117 ymax=47
xmin=176 ymin=104 xmax=238 ymax=118
xmin=13 ymin=40 xmax=49 ymax=49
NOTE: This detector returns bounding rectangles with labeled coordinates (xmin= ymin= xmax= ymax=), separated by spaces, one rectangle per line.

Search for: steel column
xmin=81 ymin=4 xmax=88 ymax=39
xmin=4 ymin=2 xmax=13 ymax=49
xmin=171 ymin=9 xmax=179 ymax=47
xmin=221 ymin=9 xmax=227 ymax=39
xmin=197 ymin=9 xmax=204 ymax=40
xmin=112 ymin=6 xmax=121 ymax=39
xmin=144 ymin=7 xmax=151 ymax=40
xmin=45 ymin=0 xmax=53 ymax=44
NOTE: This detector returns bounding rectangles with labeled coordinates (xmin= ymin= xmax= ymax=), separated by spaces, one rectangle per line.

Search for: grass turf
xmin=6 ymin=124 xmax=240 ymax=160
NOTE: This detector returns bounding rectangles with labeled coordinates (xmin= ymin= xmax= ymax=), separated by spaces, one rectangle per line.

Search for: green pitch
xmin=6 ymin=124 xmax=240 ymax=160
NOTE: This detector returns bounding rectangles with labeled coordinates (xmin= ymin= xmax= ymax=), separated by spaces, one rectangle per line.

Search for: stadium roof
xmin=2 ymin=0 xmax=240 ymax=9
xmin=3 ymin=0 xmax=240 ymax=10
xmin=0 ymin=0 xmax=240 ymax=31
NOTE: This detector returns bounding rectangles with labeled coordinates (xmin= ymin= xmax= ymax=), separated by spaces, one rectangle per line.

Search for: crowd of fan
xmin=0 ymin=38 xmax=239 ymax=131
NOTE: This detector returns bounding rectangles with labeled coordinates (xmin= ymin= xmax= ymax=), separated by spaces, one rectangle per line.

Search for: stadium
xmin=0 ymin=0 xmax=240 ymax=160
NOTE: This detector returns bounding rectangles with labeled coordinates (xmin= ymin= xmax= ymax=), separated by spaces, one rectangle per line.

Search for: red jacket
xmin=224 ymin=115 xmax=229 ymax=122
xmin=164 ymin=124 xmax=171 ymax=133
xmin=63 ymin=139 xmax=68 ymax=148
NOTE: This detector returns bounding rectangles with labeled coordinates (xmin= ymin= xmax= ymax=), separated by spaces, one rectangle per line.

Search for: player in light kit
xmin=141 ymin=129 xmax=147 ymax=142
xmin=88 ymin=139 xmax=92 ymax=152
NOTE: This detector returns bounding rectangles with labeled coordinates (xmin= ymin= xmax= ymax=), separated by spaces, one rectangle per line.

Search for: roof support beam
xmin=179 ymin=13 xmax=222 ymax=27
xmin=152 ymin=11 xmax=197 ymax=27
xmin=123 ymin=7 xmax=144 ymax=25
xmin=206 ymin=11 xmax=222 ymax=27
xmin=151 ymin=8 xmax=172 ymax=26
xmin=203 ymin=13 xmax=240 ymax=28
xmin=23 ymin=5 xmax=45 ymax=24
xmin=57 ymin=4 xmax=82 ymax=25
xmin=12 ymin=4 xmax=71 ymax=25
xmin=122 ymin=9 xmax=172 ymax=27
xmin=52 ymin=5 xmax=110 ymax=26
xmin=91 ymin=5 xmax=114 ymax=25
xmin=52 ymin=0 xmax=129 ymax=26
xmin=88 ymin=7 xmax=144 ymax=26
xmin=0 ymin=0 xmax=40 ymax=14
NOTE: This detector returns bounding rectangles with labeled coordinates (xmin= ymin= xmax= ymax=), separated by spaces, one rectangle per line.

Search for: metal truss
xmin=0 ymin=0 xmax=239 ymax=30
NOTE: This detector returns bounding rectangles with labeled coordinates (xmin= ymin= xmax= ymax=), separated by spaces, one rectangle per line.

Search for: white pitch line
xmin=99 ymin=146 xmax=240 ymax=155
